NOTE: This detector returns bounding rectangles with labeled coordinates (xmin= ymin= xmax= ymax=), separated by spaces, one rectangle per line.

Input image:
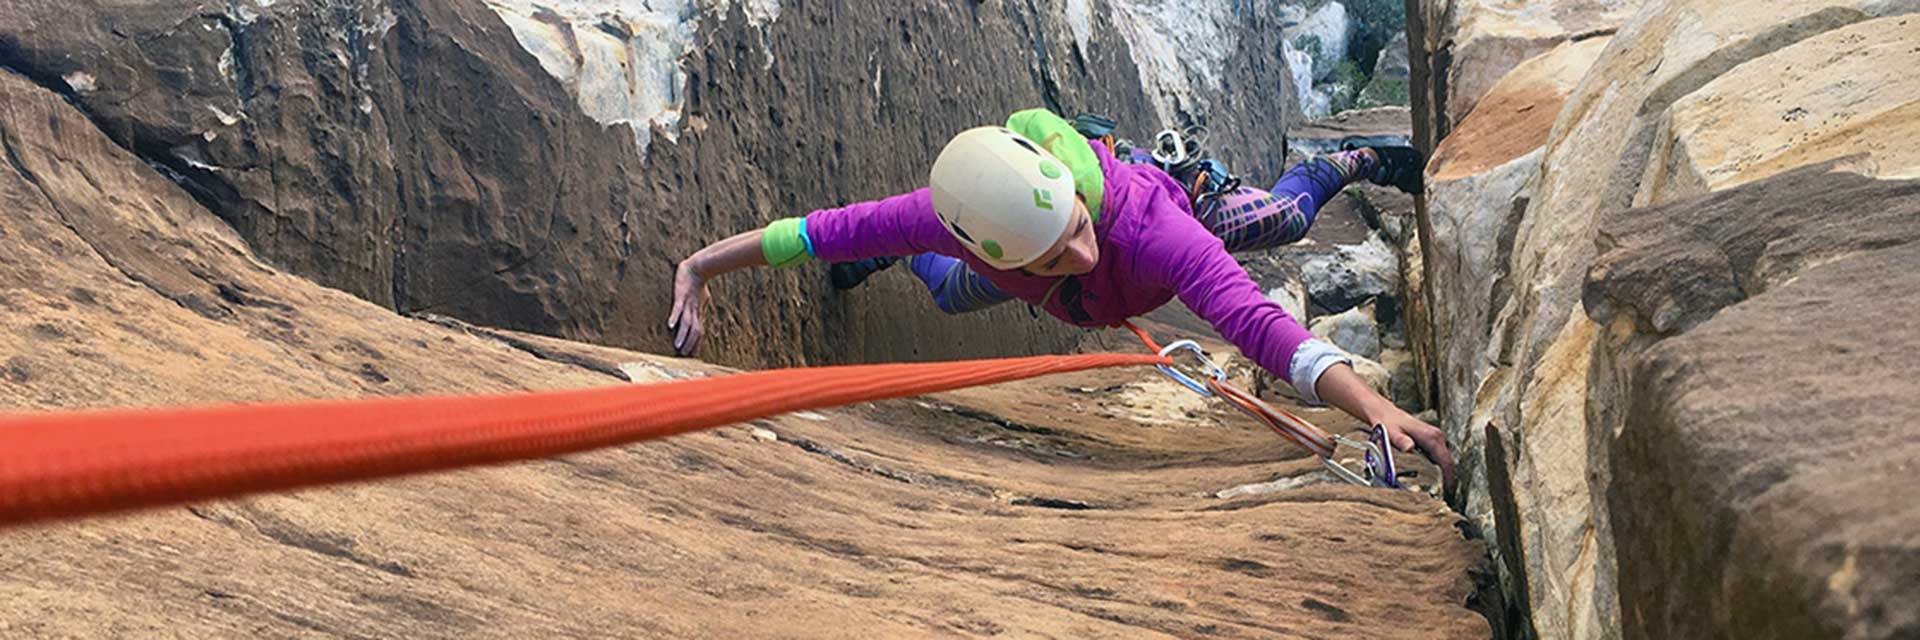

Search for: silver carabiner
xmin=1154 ymin=340 xmax=1227 ymax=398
xmin=1325 ymin=425 xmax=1401 ymax=488
xmin=1150 ymin=128 xmax=1190 ymax=167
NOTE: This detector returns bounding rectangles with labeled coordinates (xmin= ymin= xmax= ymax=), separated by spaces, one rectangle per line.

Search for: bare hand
xmin=1377 ymin=411 xmax=1455 ymax=494
xmin=668 ymin=260 xmax=708 ymax=356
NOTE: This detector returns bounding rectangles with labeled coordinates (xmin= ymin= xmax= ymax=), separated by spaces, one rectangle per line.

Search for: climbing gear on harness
xmin=1124 ymin=321 xmax=1401 ymax=489
xmin=1072 ymin=111 xmax=1248 ymax=209
xmin=1126 ymin=125 xmax=1247 ymax=209
xmin=1185 ymin=159 xmax=1243 ymax=207
xmin=829 ymin=256 xmax=899 ymax=290
xmin=1071 ymin=113 xmax=1119 ymax=150
xmin=930 ymin=127 xmax=1078 ymax=269
xmin=1150 ymin=125 xmax=1207 ymax=171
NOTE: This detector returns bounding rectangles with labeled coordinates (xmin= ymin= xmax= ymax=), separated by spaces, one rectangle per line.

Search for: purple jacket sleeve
xmin=1135 ymin=213 xmax=1316 ymax=384
xmin=802 ymin=188 xmax=966 ymax=262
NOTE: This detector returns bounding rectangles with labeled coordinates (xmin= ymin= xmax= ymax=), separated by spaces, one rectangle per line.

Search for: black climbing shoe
xmin=1368 ymin=146 xmax=1427 ymax=195
xmin=829 ymin=256 xmax=900 ymax=290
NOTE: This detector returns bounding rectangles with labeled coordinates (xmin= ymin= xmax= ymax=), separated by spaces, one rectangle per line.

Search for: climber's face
xmin=1020 ymin=198 xmax=1099 ymax=277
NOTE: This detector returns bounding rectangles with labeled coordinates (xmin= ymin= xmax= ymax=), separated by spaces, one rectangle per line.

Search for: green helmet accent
xmin=1039 ymin=160 xmax=1062 ymax=179
xmin=982 ymin=240 xmax=1004 ymax=260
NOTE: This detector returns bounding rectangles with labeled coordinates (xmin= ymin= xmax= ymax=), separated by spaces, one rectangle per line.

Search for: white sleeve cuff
xmin=1288 ymin=338 xmax=1352 ymax=406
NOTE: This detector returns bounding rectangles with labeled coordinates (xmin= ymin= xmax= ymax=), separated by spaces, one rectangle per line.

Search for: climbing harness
xmin=1070 ymin=113 xmax=1120 ymax=150
xmin=1124 ymin=322 xmax=1401 ymax=489
xmin=1150 ymin=125 xmax=1206 ymax=169
xmin=1072 ymin=111 xmax=1247 ymax=209
xmin=1141 ymin=125 xmax=1245 ymax=209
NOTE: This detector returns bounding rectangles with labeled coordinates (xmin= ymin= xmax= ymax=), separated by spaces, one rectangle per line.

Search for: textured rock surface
xmin=1592 ymin=165 xmax=1920 ymax=640
xmin=1427 ymin=35 xmax=1609 ymax=183
xmin=1373 ymin=30 xmax=1410 ymax=81
xmin=1636 ymin=15 xmax=1920 ymax=200
xmin=1287 ymin=106 xmax=1413 ymax=155
xmin=1298 ymin=233 xmax=1401 ymax=313
xmin=1360 ymin=30 xmax=1412 ymax=107
xmin=1310 ymin=303 xmax=1382 ymax=360
xmin=1265 ymin=278 xmax=1312 ymax=326
xmin=0 ymin=61 xmax=1497 ymax=639
xmin=1424 ymin=0 xmax=1635 ymax=133
xmin=1407 ymin=1 xmax=1920 ymax=638
xmin=1284 ymin=0 xmax=1351 ymax=81
xmin=0 ymin=0 xmax=1303 ymax=373
xmin=1417 ymin=35 xmax=1611 ymax=632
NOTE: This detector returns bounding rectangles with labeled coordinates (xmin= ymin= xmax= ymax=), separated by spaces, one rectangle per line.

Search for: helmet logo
xmin=1033 ymin=188 xmax=1054 ymax=211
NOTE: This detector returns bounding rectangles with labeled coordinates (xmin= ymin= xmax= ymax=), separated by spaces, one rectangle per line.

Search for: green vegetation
xmin=1358 ymin=78 xmax=1410 ymax=109
xmin=1291 ymin=0 xmax=1413 ymax=114
xmin=1345 ymin=0 xmax=1407 ymax=74
xmin=1325 ymin=58 xmax=1410 ymax=112
xmin=1292 ymin=34 xmax=1324 ymax=61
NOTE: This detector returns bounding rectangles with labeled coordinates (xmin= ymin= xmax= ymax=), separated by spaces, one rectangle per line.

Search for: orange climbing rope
xmin=0 ymin=352 xmax=1166 ymax=529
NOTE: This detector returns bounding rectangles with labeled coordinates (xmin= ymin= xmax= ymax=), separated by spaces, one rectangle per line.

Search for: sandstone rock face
xmin=1427 ymin=35 xmax=1610 ymax=182
xmin=0 ymin=0 xmax=1304 ymax=373
xmin=1635 ymin=15 xmax=1920 ymax=200
xmin=1416 ymin=36 xmax=1611 ymax=632
xmin=0 ymin=61 xmax=1498 ymax=639
xmin=1434 ymin=0 xmax=1636 ymax=131
xmin=481 ymin=0 xmax=751 ymax=153
xmin=1590 ymin=165 xmax=1920 ymax=640
xmin=1410 ymin=0 xmax=1920 ymax=638
xmin=1405 ymin=0 xmax=1639 ymax=152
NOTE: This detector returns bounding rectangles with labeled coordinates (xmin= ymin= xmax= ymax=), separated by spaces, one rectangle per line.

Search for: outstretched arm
xmin=669 ymin=188 xmax=961 ymax=357
xmin=669 ymin=229 xmax=768 ymax=356
xmin=1314 ymin=363 xmax=1456 ymax=493
xmin=1142 ymin=220 xmax=1455 ymax=490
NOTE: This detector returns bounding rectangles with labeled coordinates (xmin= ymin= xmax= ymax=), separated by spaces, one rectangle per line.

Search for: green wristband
xmin=761 ymin=217 xmax=812 ymax=268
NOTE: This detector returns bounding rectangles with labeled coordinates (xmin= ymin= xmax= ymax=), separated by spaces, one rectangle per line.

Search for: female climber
xmin=667 ymin=109 xmax=1453 ymax=487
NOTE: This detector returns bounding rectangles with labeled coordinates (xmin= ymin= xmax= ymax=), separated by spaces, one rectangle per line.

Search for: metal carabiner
xmin=1324 ymin=425 xmax=1401 ymax=488
xmin=1154 ymin=339 xmax=1227 ymax=398
xmin=1150 ymin=128 xmax=1190 ymax=167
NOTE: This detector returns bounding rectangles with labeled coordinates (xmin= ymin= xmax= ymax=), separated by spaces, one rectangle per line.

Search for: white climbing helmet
xmin=929 ymin=126 xmax=1077 ymax=269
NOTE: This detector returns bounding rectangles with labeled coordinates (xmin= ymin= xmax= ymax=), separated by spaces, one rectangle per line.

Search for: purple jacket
xmin=805 ymin=140 xmax=1318 ymax=386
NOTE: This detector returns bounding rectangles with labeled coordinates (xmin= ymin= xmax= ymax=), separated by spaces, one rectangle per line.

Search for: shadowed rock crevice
xmin=188 ymin=505 xmax=418 ymax=579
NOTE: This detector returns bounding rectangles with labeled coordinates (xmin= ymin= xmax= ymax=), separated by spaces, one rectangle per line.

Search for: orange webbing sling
xmin=1121 ymin=321 xmax=1343 ymax=460
xmin=0 ymin=352 xmax=1166 ymax=528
